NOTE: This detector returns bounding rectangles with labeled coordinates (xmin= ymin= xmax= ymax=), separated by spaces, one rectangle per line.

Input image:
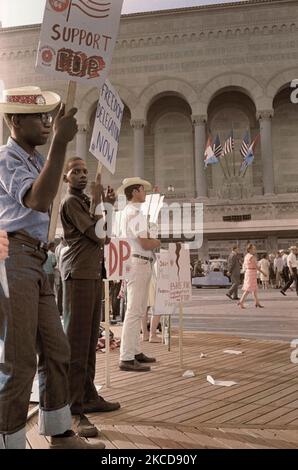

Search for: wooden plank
xmin=134 ymin=425 xmax=182 ymax=449
xmin=26 ymin=425 xmax=49 ymax=449
xmin=99 ymin=424 xmax=137 ymax=449
xmin=115 ymin=424 xmax=160 ymax=449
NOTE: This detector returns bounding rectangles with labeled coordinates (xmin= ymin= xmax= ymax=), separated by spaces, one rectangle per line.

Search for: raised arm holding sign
xmin=37 ymin=0 xmax=124 ymax=241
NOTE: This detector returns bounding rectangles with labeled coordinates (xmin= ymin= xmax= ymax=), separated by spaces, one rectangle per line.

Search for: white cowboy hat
xmin=0 ymin=86 xmax=61 ymax=114
xmin=116 ymin=177 xmax=152 ymax=195
xmin=289 ymin=246 xmax=297 ymax=251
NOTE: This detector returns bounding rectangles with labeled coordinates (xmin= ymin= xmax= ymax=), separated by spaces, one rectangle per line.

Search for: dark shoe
xmin=119 ymin=359 xmax=151 ymax=372
xmin=233 ymin=297 xmax=240 ymax=300
xmin=49 ymin=434 xmax=105 ymax=449
xmin=135 ymin=352 xmax=156 ymax=363
xmin=74 ymin=415 xmax=99 ymax=438
xmin=255 ymin=304 xmax=265 ymax=308
xmin=83 ymin=396 xmax=121 ymax=413
xmin=226 ymin=293 xmax=233 ymax=300
xmin=280 ymin=290 xmax=286 ymax=296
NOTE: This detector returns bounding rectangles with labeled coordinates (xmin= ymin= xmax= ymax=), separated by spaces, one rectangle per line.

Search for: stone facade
xmin=1 ymin=0 xmax=298 ymax=256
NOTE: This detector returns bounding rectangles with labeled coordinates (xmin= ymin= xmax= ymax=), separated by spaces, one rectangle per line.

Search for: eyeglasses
xmin=30 ymin=113 xmax=53 ymax=125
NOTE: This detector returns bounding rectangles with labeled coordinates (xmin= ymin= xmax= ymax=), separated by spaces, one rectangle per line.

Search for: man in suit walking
xmin=226 ymin=246 xmax=241 ymax=300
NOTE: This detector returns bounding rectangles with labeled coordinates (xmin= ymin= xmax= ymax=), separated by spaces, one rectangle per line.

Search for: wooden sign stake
xmin=48 ymin=81 xmax=77 ymax=242
xmin=179 ymin=302 xmax=184 ymax=369
xmin=104 ymin=279 xmax=111 ymax=388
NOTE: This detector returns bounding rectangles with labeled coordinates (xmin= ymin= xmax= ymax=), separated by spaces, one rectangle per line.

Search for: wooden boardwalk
xmin=26 ymin=330 xmax=298 ymax=449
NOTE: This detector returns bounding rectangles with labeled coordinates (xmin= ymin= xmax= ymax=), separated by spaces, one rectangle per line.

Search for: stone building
xmin=1 ymin=0 xmax=298 ymax=258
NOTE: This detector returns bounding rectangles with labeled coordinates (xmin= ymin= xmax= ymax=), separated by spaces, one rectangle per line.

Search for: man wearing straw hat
xmin=117 ymin=178 xmax=161 ymax=372
xmin=0 ymin=86 xmax=105 ymax=449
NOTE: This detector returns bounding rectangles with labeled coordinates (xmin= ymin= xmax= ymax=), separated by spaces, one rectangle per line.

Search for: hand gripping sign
xmin=105 ymin=238 xmax=132 ymax=280
xmin=36 ymin=0 xmax=123 ymax=87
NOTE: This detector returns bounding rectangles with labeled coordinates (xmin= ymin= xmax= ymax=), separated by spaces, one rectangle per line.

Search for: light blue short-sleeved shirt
xmin=0 ymin=137 xmax=49 ymax=242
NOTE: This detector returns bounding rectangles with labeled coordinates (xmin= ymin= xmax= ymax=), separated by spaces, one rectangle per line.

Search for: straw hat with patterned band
xmin=0 ymin=86 xmax=61 ymax=114
xmin=289 ymin=246 xmax=297 ymax=251
xmin=117 ymin=177 xmax=152 ymax=195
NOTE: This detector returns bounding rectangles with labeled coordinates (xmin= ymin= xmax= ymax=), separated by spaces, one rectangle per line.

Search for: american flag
xmin=67 ymin=0 xmax=111 ymax=21
xmin=222 ymin=131 xmax=234 ymax=157
xmin=212 ymin=134 xmax=223 ymax=159
xmin=240 ymin=133 xmax=260 ymax=174
xmin=240 ymin=130 xmax=250 ymax=159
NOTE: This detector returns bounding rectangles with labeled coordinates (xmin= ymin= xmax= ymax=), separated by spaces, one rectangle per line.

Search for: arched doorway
xmin=147 ymin=95 xmax=194 ymax=197
xmin=273 ymin=85 xmax=298 ymax=194
xmin=207 ymin=89 xmax=259 ymax=197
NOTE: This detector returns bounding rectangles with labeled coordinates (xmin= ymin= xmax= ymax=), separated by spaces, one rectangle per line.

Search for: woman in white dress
xmin=259 ymin=254 xmax=270 ymax=289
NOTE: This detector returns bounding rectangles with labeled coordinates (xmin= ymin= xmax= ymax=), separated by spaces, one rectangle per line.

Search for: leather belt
xmin=8 ymin=231 xmax=49 ymax=252
xmin=132 ymin=254 xmax=154 ymax=263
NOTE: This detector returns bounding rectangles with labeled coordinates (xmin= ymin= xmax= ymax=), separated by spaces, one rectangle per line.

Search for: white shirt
xmin=274 ymin=257 xmax=284 ymax=272
xmin=287 ymin=252 xmax=297 ymax=269
xmin=120 ymin=203 xmax=153 ymax=258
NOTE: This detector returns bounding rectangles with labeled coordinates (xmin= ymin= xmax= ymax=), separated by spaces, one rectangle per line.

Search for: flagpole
xmin=219 ymin=158 xmax=228 ymax=179
xmin=242 ymin=166 xmax=248 ymax=178
xmin=224 ymin=154 xmax=231 ymax=178
xmin=232 ymin=125 xmax=236 ymax=177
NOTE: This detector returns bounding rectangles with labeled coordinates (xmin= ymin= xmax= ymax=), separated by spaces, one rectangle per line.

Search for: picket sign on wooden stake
xmin=104 ymin=279 xmax=111 ymax=388
xmin=179 ymin=303 xmax=184 ymax=369
xmin=48 ymin=81 xmax=77 ymax=242
xmin=168 ymin=315 xmax=171 ymax=352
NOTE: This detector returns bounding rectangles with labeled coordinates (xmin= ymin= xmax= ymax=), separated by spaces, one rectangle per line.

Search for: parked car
xmin=192 ymin=259 xmax=231 ymax=288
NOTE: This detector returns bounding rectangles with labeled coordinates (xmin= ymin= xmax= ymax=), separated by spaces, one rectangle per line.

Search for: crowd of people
xmin=191 ymin=245 xmax=298 ymax=309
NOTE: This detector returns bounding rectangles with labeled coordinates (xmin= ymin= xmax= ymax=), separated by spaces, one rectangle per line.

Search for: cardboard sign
xmin=154 ymin=251 xmax=175 ymax=316
xmin=36 ymin=0 xmax=123 ymax=86
xmin=105 ymin=238 xmax=132 ymax=280
xmin=168 ymin=243 xmax=192 ymax=304
xmin=89 ymin=79 xmax=124 ymax=174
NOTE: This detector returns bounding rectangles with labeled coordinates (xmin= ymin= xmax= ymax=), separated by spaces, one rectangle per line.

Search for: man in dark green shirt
xmin=60 ymin=157 xmax=120 ymax=438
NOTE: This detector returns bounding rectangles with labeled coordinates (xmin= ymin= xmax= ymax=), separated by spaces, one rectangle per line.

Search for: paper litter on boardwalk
xmin=182 ymin=370 xmax=195 ymax=378
xmin=207 ymin=375 xmax=237 ymax=387
xmin=200 ymin=353 xmax=207 ymax=358
xmin=223 ymin=350 xmax=243 ymax=355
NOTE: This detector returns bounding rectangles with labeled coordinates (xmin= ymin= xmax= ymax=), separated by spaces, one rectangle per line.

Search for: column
xmin=257 ymin=110 xmax=275 ymax=195
xmin=192 ymin=115 xmax=208 ymax=198
xmin=76 ymin=125 xmax=88 ymax=160
xmin=130 ymin=119 xmax=146 ymax=178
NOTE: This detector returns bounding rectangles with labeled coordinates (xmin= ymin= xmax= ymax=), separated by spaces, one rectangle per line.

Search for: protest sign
xmin=154 ymin=251 xmax=175 ymax=316
xmin=168 ymin=243 xmax=192 ymax=304
xmin=105 ymin=238 xmax=132 ymax=280
xmin=36 ymin=0 xmax=123 ymax=87
xmin=90 ymin=79 xmax=124 ymax=174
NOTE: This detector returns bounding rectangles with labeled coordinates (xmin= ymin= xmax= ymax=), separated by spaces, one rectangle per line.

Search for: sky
xmin=0 ymin=0 xmax=240 ymax=28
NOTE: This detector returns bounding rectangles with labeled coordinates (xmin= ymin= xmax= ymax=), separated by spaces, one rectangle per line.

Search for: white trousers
xmin=120 ymin=258 xmax=152 ymax=361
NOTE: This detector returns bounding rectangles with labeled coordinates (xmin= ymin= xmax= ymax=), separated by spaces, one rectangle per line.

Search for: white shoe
xmin=149 ymin=335 xmax=162 ymax=343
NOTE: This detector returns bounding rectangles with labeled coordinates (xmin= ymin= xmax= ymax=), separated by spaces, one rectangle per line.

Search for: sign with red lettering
xmin=36 ymin=0 xmax=123 ymax=86
xmin=105 ymin=238 xmax=132 ymax=280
